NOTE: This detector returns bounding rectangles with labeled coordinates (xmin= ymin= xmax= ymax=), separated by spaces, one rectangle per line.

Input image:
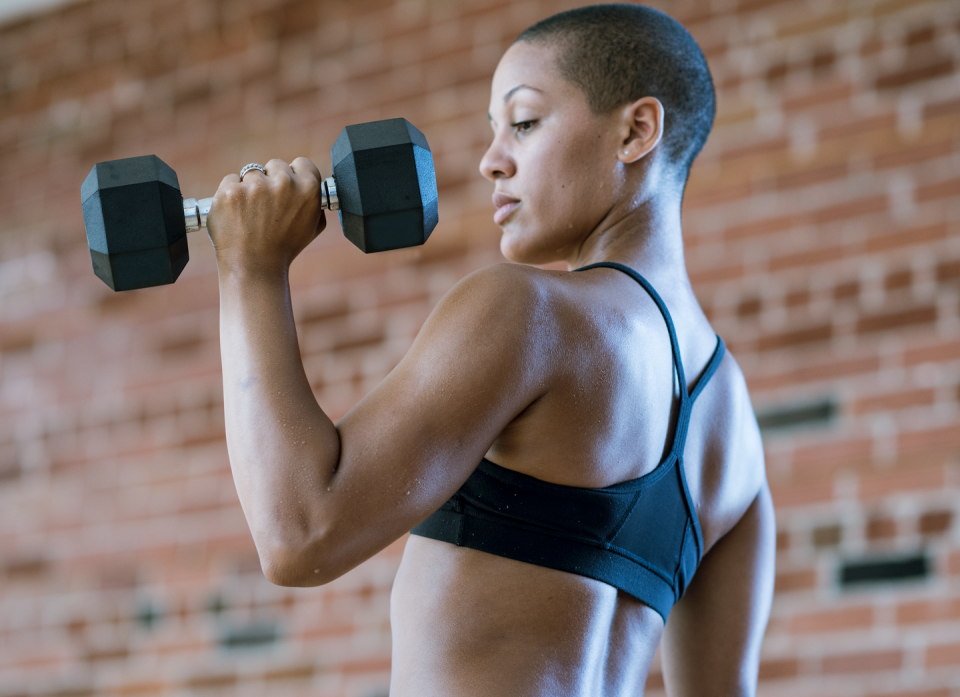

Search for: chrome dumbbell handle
xmin=182 ymin=197 xmax=212 ymax=233
xmin=182 ymin=177 xmax=339 ymax=233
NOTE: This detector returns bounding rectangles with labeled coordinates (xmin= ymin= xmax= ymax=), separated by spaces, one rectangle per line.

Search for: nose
xmin=479 ymin=134 xmax=515 ymax=182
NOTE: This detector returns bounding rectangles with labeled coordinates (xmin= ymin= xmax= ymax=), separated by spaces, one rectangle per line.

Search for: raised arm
xmin=208 ymin=157 xmax=555 ymax=587
xmin=659 ymin=480 xmax=776 ymax=696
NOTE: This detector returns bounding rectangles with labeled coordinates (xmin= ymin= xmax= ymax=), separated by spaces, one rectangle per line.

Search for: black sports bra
xmin=410 ymin=262 xmax=726 ymax=621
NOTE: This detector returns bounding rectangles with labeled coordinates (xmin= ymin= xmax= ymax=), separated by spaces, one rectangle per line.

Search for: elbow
xmin=257 ymin=535 xmax=344 ymax=588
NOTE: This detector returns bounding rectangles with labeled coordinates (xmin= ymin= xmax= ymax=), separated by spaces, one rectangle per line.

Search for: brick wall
xmin=0 ymin=0 xmax=958 ymax=695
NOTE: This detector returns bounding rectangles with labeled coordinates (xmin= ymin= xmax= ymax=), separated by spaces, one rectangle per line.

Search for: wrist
xmin=216 ymin=253 xmax=290 ymax=284
xmin=216 ymin=259 xmax=290 ymax=295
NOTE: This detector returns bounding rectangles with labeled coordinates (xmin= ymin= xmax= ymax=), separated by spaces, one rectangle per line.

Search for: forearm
xmin=218 ymin=266 xmax=340 ymax=582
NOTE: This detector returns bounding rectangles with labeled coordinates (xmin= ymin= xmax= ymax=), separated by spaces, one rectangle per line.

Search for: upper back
xmin=483 ymin=262 xmax=765 ymax=553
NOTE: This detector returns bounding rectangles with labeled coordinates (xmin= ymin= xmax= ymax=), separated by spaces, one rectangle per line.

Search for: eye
xmin=512 ymin=120 xmax=537 ymax=134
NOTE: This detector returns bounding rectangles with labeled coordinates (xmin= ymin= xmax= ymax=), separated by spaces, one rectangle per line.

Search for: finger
xmin=216 ymin=172 xmax=241 ymax=196
xmin=290 ymin=157 xmax=322 ymax=183
xmin=265 ymin=158 xmax=291 ymax=179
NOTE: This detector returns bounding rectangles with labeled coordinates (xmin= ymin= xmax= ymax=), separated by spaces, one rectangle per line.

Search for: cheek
xmin=527 ymin=142 xmax=597 ymax=220
xmin=500 ymin=136 xmax=617 ymax=263
xmin=537 ymin=140 xmax=616 ymax=228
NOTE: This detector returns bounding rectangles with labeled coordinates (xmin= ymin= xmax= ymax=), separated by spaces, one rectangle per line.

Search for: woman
xmin=208 ymin=5 xmax=774 ymax=696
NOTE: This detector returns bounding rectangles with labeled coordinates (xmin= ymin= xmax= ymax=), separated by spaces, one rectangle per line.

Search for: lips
xmin=492 ymin=192 xmax=521 ymax=225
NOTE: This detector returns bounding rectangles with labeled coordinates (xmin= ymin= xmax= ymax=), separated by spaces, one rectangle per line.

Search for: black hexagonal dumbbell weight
xmin=81 ymin=118 xmax=438 ymax=292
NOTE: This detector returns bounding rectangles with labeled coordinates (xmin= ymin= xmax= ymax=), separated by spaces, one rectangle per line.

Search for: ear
xmin=617 ymin=97 xmax=664 ymax=164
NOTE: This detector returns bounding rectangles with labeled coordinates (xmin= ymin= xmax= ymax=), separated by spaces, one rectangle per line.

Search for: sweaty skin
xmin=208 ymin=40 xmax=774 ymax=697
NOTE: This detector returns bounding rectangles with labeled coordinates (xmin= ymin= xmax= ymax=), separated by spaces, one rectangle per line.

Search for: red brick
xmin=718 ymin=136 xmax=792 ymax=164
xmin=723 ymin=213 xmax=803 ymax=242
xmin=748 ymin=354 xmax=881 ymax=391
xmin=778 ymin=9 xmax=849 ymax=38
xmin=925 ymin=642 xmax=960 ymax=667
xmin=856 ymin=305 xmax=937 ymax=336
xmin=876 ymin=59 xmax=955 ymax=91
xmin=866 ymin=516 xmax=898 ymax=540
xmin=757 ymin=323 xmax=833 ymax=351
xmin=768 ymin=243 xmax=854 ymax=273
xmin=759 ymin=657 xmax=799 ymax=680
xmin=792 ymin=605 xmax=874 ymax=633
xmin=775 ymin=162 xmax=848 ymax=191
xmin=903 ymin=338 xmax=960 ymax=365
xmin=112 ymin=681 xmax=169 ymax=696
xmin=819 ymin=114 xmax=897 ymax=142
xmin=898 ymin=425 xmax=960 ymax=457
xmin=897 ymin=598 xmax=960 ymax=625
xmin=738 ymin=296 xmax=762 ymax=317
xmin=263 ymin=664 xmax=316 ymax=681
xmin=822 ymin=649 xmax=902 ymax=674
xmin=926 ymin=96 xmax=960 ymax=120
xmin=917 ymin=177 xmax=960 ymax=203
xmin=853 ymin=388 xmax=935 ymax=415
xmin=814 ymin=195 xmax=889 ymax=225
xmin=792 ymin=437 xmax=874 ymax=471
xmin=936 ymin=259 xmax=960 ymax=284
xmin=785 ymin=288 xmax=810 ymax=308
xmin=918 ymin=510 xmax=953 ymax=536
xmin=766 ymin=61 xmax=789 ymax=83
xmin=783 ymin=82 xmax=854 ymax=112
xmin=905 ymin=25 xmax=936 ymax=46
xmin=776 ymin=568 xmax=817 ymax=592
xmin=860 ymin=217 xmax=951 ymax=255
xmin=185 ymin=673 xmax=237 ymax=689
xmin=859 ymin=462 xmax=946 ymax=499
xmin=812 ymin=524 xmax=843 ymax=547
xmin=833 ymin=280 xmax=860 ymax=301
xmin=770 ymin=480 xmax=836 ymax=508
xmin=885 ymin=268 xmax=913 ymax=292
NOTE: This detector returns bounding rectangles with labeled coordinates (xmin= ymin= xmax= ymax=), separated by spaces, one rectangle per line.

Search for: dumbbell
xmin=81 ymin=118 xmax=438 ymax=292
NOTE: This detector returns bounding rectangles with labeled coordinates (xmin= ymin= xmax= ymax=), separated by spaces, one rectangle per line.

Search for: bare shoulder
xmin=419 ymin=263 xmax=563 ymax=347
xmin=440 ymin=262 xmax=556 ymax=310
xmin=694 ymin=347 xmax=767 ymax=552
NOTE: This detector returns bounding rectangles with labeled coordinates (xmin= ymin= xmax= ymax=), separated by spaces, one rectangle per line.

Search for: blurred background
xmin=1 ymin=0 xmax=958 ymax=695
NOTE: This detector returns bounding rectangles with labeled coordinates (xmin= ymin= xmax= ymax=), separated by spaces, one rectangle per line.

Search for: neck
xmin=569 ymin=189 xmax=688 ymax=289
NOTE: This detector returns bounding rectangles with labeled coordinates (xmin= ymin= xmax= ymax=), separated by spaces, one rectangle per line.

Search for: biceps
xmin=660 ymin=483 xmax=776 ymax=697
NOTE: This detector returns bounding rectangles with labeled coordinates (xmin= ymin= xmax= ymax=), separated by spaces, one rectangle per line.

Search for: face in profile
xmin=480 ymin=40 xmax=630 ymax=267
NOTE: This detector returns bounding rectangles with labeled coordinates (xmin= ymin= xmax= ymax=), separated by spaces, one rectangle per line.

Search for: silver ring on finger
xmin=239 ymin=163 xmax=266 ymax=181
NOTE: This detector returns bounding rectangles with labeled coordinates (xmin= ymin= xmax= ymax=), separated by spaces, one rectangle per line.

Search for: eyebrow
xmin=488 ymin=84 xmax=544 ymax=121
xmin=503 ymin=84 xmax=542 ymax=103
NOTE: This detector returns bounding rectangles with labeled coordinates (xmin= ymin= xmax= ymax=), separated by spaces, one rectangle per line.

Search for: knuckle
xmin=301 ymin=174 xmax=319 ymax=192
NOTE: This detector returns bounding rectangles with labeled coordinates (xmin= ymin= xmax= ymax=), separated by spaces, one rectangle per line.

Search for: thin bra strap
xmin=688 ymin=336 xmax=726 ymax=404
xmin=575 ymin=261 xmax=688 ymax=412
xmin=671 ymin=335 xmax=725 ymax=456
xmin=575 ymin=261 xmax=726 ymax=456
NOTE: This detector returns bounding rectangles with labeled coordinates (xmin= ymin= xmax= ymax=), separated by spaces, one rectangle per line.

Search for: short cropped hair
xmin=516 ymin=3 xmax=715 ymax=182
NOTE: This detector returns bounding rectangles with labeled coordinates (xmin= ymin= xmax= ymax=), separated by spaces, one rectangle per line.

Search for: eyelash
xmin=512 ymin=120 xmax=537 ymax=134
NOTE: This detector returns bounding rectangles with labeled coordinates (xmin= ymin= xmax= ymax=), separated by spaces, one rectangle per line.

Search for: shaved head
xmin=516 ymin=3 xmax=716 ymax=182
